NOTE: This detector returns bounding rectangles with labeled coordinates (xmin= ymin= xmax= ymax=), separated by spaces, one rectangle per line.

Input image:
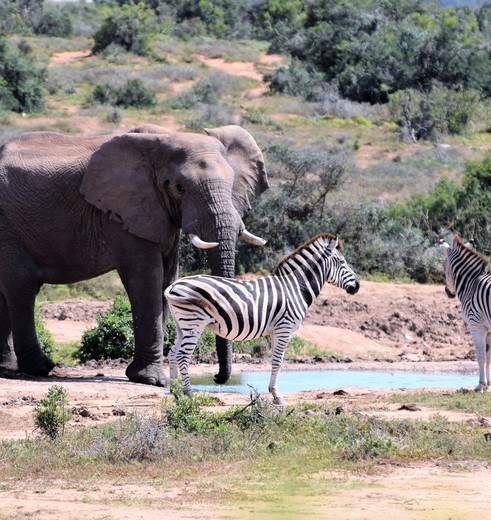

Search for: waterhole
xmin=191 ymin=369 xmax=477 ymax=394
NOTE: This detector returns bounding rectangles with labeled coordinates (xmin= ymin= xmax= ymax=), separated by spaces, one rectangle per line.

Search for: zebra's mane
xmin=454 ymin=234 xmax=489 ymax=268
xmin=271 ymin=233 xmax=343 ymax=275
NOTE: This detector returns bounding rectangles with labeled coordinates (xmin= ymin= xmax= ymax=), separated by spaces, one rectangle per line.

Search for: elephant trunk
xmin=206 ymin=237 xmax=235 ymax=384
xmin=201 ymin=209 xmax=240 ymax=384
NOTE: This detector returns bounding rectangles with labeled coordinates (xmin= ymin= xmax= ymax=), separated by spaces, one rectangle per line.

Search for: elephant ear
xmin=81 ymin=133 xmax=171 ymax=245
xmin=204 ymin=125 xmax=269 ymax=217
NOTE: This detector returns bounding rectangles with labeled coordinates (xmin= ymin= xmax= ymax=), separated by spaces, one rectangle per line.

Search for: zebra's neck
xmin=452 ymin=248 xmax=488 ymax=297
xmin=274 ymin=243 xmax=326 ymax=306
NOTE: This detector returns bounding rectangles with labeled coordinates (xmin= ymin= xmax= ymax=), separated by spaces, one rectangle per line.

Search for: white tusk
xmin=241 ymin=229 xmax=267 ymax=246
xmin=189 ymin=234 xmax=219 ymax=250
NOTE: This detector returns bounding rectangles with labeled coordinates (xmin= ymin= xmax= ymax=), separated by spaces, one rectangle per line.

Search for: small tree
xmin=34 ymin=385 xmax=72 ymax=440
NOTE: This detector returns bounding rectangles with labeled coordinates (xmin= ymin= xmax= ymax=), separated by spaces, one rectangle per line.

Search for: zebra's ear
xmin=328 ymin=236 xmax=339 ymax=251
xmin=439 ymin=240 xmax=451 ymax=253
xmin=465 ymin=242 xmax=473 ymax=249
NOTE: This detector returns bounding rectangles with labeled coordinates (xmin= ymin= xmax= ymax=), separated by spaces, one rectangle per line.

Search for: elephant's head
xmin=80 ymin=125 xmax=269 ymax=381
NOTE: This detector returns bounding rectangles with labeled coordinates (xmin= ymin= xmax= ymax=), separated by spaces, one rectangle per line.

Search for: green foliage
xmin=114 ymin=78 xmax=156 ymax=108
xmin=35 ymin=6 xmax=73 ymax=37
xmin=387 ymin=153 xmax=491 ymax=255
xmin=78 ymin=296 xmax=134 ymax=362
xmin=35 ymin=309 xmax=54 ymax=358
xmin=263 ymin=0 xmax=491 ymax=103
xmin=92 ymin=2 xmax=155 ymax=56
xmin=389 ymin=86 xmax=480 ymax=140
xmin=90 ymin=79 xmax=156 ymax=108
xmin=0 ymin=38 xmax=46 ymax=113
xmin=34 ymin=385 xmax=72 ymax=440
xmin=265 ymin=58 xmax=324 ymax=99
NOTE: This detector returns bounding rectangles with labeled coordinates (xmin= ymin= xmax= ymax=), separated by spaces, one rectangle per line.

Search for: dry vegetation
xmin=1 ymin=28 xmax=491 ymax=520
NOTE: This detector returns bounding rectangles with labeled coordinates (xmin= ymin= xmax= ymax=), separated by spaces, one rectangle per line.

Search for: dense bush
xmin=90 ymin=79 xmax=156 ymax=108
xmin=78 ymin=296 xmax=134 ymax=362
xmin=92 ymin=3 xmax=155 ymax=56
xmin=389 ymin=86 xmax=481 ymax=141
xmin=0 ymin=38 xmax=46 ymax=113
xmin=264 ymin=1 xmax=491 ymax=104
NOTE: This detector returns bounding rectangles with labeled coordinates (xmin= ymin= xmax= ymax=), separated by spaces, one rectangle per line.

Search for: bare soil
xmin=3 ymin=50 xmax=488 ymax=520
xmin=0 ymin=280 xmax=486 ymax=519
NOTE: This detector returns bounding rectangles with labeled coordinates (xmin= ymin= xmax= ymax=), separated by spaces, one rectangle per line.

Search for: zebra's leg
xmin=269 ymin=330 xmax=292 ymax=405
xmin=169 ymin=326 xmax=206 ymax=398
xmin=470 ymin=328 xmax=488 ymax=392
xmin=168 ymin=325 xmax=183 ymax=384
xmin=484 ymin=331 xmax=491 ymax=390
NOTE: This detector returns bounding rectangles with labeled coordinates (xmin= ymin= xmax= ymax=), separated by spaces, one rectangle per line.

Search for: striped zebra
xmin=165 ymin=233 xmax=360 ymax=404
xmin=440 ymin=235 xmax=491 ymax=391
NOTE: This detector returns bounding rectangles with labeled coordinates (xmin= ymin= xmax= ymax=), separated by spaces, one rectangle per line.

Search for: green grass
xmin=389 ymin=389 xmax=491 ymax=416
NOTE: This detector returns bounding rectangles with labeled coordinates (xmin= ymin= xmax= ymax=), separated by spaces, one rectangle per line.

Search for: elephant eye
xmin=176 ymin=184 xmax=185 ymax=194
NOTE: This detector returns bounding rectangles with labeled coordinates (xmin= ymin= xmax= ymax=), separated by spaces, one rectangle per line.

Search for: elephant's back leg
xmin=0 ymin=214 xmax=54 ymax=375
xmin=0 ymin=293 xmax=15 ymax=370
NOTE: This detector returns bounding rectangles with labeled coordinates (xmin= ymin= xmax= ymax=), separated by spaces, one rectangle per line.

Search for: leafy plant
xmin=92 ymin=2 xmax=155 ymax=56
xmin=35 ymin=309 xmax=54 ymax=358
xmin=0 ymin=38 xmax=46 ymax=113
xmin=34 ymin=385 xmax=72 ymax=440
xmin=78 ymin=296 xmax=134 ymax=362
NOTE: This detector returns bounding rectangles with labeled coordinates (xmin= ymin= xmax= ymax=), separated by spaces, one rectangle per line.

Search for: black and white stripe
xmin=165 ymin=233 xmax=360 ymax=403
xmin=441 ymin=235 xmax=491 ymax=391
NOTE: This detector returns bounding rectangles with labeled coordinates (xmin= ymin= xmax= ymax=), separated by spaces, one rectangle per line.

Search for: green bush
xmin=78 ymin=296 xmax=134 ymax=362
xmin=0 ymin=38 xmax=46 ymax=113
xmin=89 ymin=79 xmax=155 ymax=108
xmin=92 ymin=3 xmax=155 ymax=56
xmin=35 ymin=310 xmax=54 ymax=358
xmin=115 ymin=78 xmax=156 ymax=108
xmin=34 ymin=385 xmax=72 ymax=440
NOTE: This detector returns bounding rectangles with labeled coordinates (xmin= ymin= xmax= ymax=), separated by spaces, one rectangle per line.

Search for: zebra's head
xmin=439 ymin=236 xmax=474 ymax=299
xmin=324 ymin=236 xmax=360 ymax=295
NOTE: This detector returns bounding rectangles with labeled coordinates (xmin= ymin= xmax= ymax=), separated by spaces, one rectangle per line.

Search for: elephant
xmin=0 ymin=125 xmax=269 ymax=386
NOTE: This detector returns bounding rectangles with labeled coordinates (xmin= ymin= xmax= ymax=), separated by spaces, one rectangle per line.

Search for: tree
xmin=0 ymin=38 xmax=46 ymax=113
xmin=92 ymin=2 xmax=155 ymax=56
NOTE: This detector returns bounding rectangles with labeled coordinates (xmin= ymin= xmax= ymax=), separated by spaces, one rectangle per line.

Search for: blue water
xmin=190 ymin=369 xmax=477 ymax=394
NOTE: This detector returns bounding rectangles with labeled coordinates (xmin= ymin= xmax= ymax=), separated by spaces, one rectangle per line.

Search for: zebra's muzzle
xmin=445 ymin=287 xmax=456 ymax=298
xmin=345 ymin=279 xmax=360 ymax=295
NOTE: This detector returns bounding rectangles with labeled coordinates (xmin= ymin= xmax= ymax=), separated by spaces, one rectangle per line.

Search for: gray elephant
xmin=0 ymin=125 xmax=269 ymax=386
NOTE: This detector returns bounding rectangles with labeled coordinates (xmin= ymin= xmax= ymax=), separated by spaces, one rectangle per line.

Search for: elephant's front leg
xmin=117 ymin=247 xmax=167 ymax=387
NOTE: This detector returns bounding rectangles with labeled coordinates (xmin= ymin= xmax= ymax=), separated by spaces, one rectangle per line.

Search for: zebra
xmin=165 ymin=233 xmax=360 ymax=404
xmin=440 ymin=235 xmax=491 ymax=391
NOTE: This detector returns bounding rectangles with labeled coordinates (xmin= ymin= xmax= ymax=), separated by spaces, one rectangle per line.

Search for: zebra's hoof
xmin=273 ymin=395 xmax=285 ymax=405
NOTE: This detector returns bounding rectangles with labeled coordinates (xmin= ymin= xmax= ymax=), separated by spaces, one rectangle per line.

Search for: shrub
xmin=89 ymin=79 xmax=155 ymax=108
xmin=115 ymin=78 xmax=156 ymax=108
xmin=78 ymin=296 xmax=134 ymax=362
xmin=0 ymin=38 xmax=46 ymax=113
xmin=35 ymin=6 xmax=73 ymax=37
xmin=266 ymin=58 xmax=324 ymax=100
xmin=34 ymin=385 xmax=72 ymax=440
xmin=388 ymin=85 xmax=480 ymax=141
xmin=92 ymin=3 xmax=155 ymax=56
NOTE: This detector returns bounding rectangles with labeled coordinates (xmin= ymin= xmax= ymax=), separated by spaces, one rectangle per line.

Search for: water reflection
xmin=191 ymin=369 xmax=477 ymax=394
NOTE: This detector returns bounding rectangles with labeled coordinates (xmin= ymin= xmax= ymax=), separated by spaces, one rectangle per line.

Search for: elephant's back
xmin=0 ymin=132 xmax=112 ymax=177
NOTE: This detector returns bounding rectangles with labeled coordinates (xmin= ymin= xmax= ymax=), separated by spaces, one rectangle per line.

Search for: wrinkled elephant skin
xmin=0 ymin=125 xmax=269 ymax=386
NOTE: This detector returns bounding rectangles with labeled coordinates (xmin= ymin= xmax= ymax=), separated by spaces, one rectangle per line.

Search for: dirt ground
xmin=2 ymin=50 xmax=489 ymax=520
xmin=0 ymin=280 xmax=488 ymax=519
